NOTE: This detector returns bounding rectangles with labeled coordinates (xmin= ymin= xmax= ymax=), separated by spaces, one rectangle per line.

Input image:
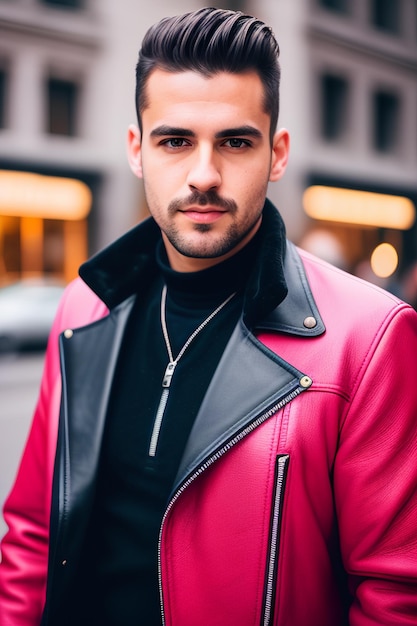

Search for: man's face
xmin=128 ymin=69 xmax=289 ymax=272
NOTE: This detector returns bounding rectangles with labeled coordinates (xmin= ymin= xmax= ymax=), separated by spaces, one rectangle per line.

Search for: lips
xmin=182 ymin=206 xmax=227 ymax=223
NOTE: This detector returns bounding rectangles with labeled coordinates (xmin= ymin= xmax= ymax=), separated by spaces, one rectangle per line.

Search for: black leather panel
xmin=174 ymin=320 xmax=306 ymax=491
xmin=256 ymin=242 xmax=325 ymax=337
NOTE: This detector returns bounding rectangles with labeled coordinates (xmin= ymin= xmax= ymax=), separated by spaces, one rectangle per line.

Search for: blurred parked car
xmin=0 ymin=279 xmax=65 ymax=352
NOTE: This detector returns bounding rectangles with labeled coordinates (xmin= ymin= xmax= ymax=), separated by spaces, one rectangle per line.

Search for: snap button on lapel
xmin=303 ymin=316 xmax=317 ymax=329
xmin=64 ymin=329 xmax=73 ymax=339
xmin=300 ymin=376 xmax=313 ymax=388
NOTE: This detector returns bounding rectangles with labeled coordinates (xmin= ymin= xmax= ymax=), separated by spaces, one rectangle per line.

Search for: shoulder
xmin=294 ymin=246 xmax=417 ymax=375
xmin=297 ymin=246 xmax=408 ymax=321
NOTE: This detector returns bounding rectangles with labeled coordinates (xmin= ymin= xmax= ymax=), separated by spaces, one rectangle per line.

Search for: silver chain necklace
xmin=148 ymin=284 xmax=237 ymax=457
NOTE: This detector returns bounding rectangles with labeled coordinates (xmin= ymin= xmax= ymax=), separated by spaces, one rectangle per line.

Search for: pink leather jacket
xmin=1 ymin=213 xmax=417 ymax=625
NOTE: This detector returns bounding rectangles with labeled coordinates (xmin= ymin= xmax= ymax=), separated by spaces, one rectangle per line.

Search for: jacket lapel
xmin=173 ymin=319 xmax=309 ymax=493
xmin=56 ymin=296 xmax=135 ymax=542
xmin=172 ymin=242 xmax=323 ymax=491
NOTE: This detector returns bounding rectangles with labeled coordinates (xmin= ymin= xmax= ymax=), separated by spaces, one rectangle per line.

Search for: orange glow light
xmin=0 ymin=171 xmax=92 ymax=220
xmin=303 ymin=185 xmax=415 ymax=230
xmin=370 ymin=243 xmax=399 ymax=278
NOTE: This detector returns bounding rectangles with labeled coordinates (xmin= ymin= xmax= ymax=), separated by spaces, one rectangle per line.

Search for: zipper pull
xmin=162 ymin=361 xmax=177 ymax=388
xmin=150 ymin=362 xmax=177 ymax=458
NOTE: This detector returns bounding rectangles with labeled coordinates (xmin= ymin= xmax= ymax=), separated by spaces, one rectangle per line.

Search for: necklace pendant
xmin=162 ymin=361 xmax=177 ymax=388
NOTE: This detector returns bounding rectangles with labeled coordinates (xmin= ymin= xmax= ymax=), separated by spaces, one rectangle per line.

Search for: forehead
xmin=141 ymin=69 xmax=269 ymax=131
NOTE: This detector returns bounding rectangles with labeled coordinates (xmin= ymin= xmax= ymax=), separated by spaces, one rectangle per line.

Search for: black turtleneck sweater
xmin=66 ymin=234 xmax=263 ymax=626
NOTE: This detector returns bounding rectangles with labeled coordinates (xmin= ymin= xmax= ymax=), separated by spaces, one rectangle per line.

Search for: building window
xmin=0 ymin=69 xmax=8 ymax=129
xmin=370 ymin=0 xmax=401 ymax=34
xmin=320 ymin=74 xmax=349 ymax=141
xmin=373 ymin=90 xmax=400 ymax=153
xmin=40 ymin=0 xmax=84 ymax=8
xmin=46 ymin=78 xmax=79 ymax=136
xmin=319 ymin=0 xmax=349 ymax=14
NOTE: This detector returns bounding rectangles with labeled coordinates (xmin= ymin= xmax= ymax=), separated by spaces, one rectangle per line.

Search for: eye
xmin=161 ymin=138 xmax=190 ymax=149
xmin=224 ymin=138 xmax=251 ymax=149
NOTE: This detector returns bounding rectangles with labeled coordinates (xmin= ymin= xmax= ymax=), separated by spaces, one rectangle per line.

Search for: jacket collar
xmin=79 ymin=199 xmax=324 ymax=338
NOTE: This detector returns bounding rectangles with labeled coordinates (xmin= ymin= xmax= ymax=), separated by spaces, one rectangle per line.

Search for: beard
xmin=164 ymin=221 xmax=246 ymax=259
xmin=164 ymin=190 xmax=262 ymax=259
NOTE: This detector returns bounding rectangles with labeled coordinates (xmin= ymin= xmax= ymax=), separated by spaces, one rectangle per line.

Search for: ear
xmin=127 ymin=123 xmax=143 ymax=179
xmin=269 ymin=128 xmax=290 ymax=182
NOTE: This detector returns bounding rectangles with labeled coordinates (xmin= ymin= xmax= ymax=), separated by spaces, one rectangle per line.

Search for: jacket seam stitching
xmin=341 ymin=303 xmax=412 ymax=428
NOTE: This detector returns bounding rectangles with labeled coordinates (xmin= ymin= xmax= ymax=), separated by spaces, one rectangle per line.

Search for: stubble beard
xmin=162 ymin=190 xmax=261 ymax=259
xmin=164 ymin=221 xmax=243 ymax=259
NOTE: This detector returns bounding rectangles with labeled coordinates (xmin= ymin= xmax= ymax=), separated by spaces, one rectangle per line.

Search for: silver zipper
xmin=149 ymin=360 xmax=177 ymax=457
xmin=148 ymin=357 xmax=178 ymax=456
xmin=149 ymin=388 xmax=170 ymax=457
xmin=149 ymin=287 xmax=237 ymax=457
xmin=262 ymin=454 xmax=289 ymax=626
xmin=157 ymin=377 xmax=312 ymax=625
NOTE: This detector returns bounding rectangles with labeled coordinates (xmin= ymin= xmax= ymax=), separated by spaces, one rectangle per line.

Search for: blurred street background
xmin=1 ymin=0 xmax=417 ymax=537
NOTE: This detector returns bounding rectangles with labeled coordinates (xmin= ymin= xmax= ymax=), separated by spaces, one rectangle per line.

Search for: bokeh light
xmin=370 ymin=243 xmax=398 ymax=278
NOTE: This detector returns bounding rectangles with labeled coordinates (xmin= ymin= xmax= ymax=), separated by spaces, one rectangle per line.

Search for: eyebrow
xmin=150 ymin=125 xmax=263 ymax=139
xmin=150 ymin=126 xmax=195 ymax=138
xmin=215 ymin=126 xmax=263 ymax=140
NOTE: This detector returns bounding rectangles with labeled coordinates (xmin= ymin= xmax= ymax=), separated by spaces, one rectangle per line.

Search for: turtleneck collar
xmin=155 ymin=229 xmax=262 ymax=310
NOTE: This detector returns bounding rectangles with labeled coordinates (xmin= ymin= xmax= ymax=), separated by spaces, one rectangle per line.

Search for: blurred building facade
xmin=0 ymin=0 xmax=416 ymax=295
xmin=0 ymin=0 xmax=203 ymax=283
xmin=260 ymin=0 xmax=417 ymax=292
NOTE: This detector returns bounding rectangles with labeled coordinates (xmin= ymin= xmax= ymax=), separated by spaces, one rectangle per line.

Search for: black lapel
xmin=55 ymin=296 xmax=135 ymax=544
xmin=173 ymin=319 xmax=309 ymax=492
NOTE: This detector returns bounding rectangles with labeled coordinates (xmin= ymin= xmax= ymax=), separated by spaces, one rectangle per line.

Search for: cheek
xmin=146 ymin=160 xmax=187 ymax=192
xmin=235 ymin=157 xmax=271 ymax=183
xmin=238 ymin=171 xmax=270 ymax=199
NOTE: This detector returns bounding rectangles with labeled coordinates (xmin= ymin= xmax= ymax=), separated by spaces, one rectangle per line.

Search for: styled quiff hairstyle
xmin=135 ymin=7 xmax=281 ymax=141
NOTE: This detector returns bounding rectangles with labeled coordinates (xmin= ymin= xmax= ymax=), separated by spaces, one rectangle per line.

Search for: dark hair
xmin=135 ymin=7 xmax=281 ymax=141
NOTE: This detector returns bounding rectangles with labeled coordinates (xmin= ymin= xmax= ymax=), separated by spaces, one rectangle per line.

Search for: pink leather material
xmin=1 ymin=251 xmax=417 ymax=625
xmin=0 ymin=279 xmax=108 ymax=625
xmin=160 ymin=253 xmax=417 ymax=625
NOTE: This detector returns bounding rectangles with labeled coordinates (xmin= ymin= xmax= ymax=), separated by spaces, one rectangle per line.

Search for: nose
xmin=186 ymin=145 xmax=221 ymax=192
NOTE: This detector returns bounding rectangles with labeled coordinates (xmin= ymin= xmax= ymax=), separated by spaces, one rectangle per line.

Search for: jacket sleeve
xmin=0 ymin=322 xmax=61 ymax=625
xmin=0 ymin=279 xmax=107 ymax=625
xmin=334 ymin=304 xmax=417 ymax=625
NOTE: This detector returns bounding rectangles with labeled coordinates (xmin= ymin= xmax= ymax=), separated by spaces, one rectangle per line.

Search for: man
xmin=0 ymin=7 xmax=416 ymax=625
